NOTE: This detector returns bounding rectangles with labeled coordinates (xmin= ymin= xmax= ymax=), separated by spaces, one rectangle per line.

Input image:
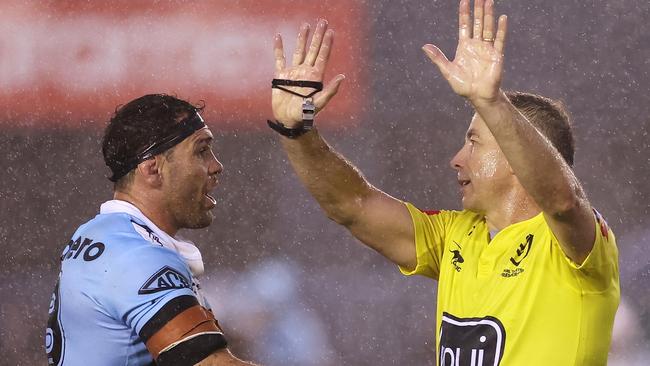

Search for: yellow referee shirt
xmin=400 ymin=203 xmax=620 ymax=366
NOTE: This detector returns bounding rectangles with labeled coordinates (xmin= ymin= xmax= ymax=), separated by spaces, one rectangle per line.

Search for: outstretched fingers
xmin=459 ymin=0 xmax=471 ymax=39
xmin=314 ymin=29 xmax=334 ymax=74
xmin=305 ymin=19 xmax=328 ymax=66
xmin=273 ymin=34 xmax=286 ymax=73
xmin=482 ymin=0 xmax=496 ymax=41
xmin=292 ymin=23 xmax=310 ymax=66
xmin=494 ymin=15 xmax=508 ymax=54
xmin=473 ymin=0 xmax=484 ymax=40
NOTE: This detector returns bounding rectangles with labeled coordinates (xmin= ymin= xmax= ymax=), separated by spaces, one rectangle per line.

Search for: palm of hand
xmin=271 ymin=21 xmax=344 ymax=128
xmin=272 ymin=66 xmax=321 ymax=124
xmin=423 ymin=0 xmax=508 ymax=104
xmin=448 ymin=39 xmax=503 ymax=101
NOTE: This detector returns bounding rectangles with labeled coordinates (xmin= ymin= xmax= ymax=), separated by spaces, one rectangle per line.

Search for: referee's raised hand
xmin=423 ymin=0 xmax=508 ymax=106
xmin=272 ymin=19 xmax=345 ymax=128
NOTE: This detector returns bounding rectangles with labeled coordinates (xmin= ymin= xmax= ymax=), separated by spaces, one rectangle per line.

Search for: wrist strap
xmin=267 ymin=119 xmax=313 ymax=138
xmin=267 ymin=97 xmax=315 ymax=138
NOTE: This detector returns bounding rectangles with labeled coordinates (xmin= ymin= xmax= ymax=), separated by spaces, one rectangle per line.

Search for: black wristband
xmin=267 ymin=120 xmax=312 ymax=138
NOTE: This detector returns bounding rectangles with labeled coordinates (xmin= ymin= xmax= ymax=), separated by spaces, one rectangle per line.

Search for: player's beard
xmin=165 ymin=183 xmax=215 ymax=230
xmin=176 ymin=194 xmax=214 ymax=229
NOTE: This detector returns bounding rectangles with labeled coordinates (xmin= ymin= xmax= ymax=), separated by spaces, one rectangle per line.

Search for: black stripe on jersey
xmin=139 ymin=295 xmax=198 ymax=342
xmin=156 ymin=333 xmax=227 ymax=366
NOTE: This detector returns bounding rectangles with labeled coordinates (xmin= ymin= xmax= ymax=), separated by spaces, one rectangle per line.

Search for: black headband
xmin=108 ymin=113 xmax=206 ymax=182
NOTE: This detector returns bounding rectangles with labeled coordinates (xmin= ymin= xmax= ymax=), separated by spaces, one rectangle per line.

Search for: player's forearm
xmin=280 ymin=129 xmax=374 ymax=226
xmin=472 ymin=91 xmax=587 ymax=215
xmin=195 ymin=349 xmax=260 ymax=366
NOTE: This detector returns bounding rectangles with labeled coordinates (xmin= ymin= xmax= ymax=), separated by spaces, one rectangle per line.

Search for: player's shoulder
xmin=62 ymin=212 xmax=182 ymax=267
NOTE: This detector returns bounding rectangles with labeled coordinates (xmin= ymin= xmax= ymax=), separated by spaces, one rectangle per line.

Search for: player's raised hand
xmin=423 ymin=0 xmax=507 ymax=105
xmin=272 ymin=19 xmax=345 ymax=128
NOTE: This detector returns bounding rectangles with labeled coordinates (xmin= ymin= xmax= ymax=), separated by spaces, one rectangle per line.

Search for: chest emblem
xmin=450 ymin=241 xmax=465 ymax=272
xmin=509 ymin=234 xmax=533 ymax=266
xmin=501 ymin=234 xmax=534 ymax=278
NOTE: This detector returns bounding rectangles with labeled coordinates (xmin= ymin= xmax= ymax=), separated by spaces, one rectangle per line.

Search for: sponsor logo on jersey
xmin=60 ymin=236 xmax=105 ymax=262
xmin=500 ymin=268 xmax=524 ymax=278
xmin=500 ymin=234 xmax=533 ymax=278
xmin=139 ymin=266 xmax=191 ymax=295
xmin=131 ymin=220 xmax=164 ymax=247
xmin=439 ymin=312 xmax=506 ymax=366
xmin=450 ymin=241 xmax=465 ymax=272
xmin=509 ymin=234 xmax=533 ymax=267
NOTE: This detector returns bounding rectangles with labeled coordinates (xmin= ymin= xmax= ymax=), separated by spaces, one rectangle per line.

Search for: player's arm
xmin=112 ymin=246 xmax=259 ymax=366
xmin=423 ymin=0 xmax=594 ymax=264
xmin=271 ymin=20 xmax=416 ymax=269
xmin=140 ymin=294 xmax=263 ymax=365
xmin=195 ymin=348 xmax=260 ymax=366
xmin=139 ymin=294 xmax=229 ymax=365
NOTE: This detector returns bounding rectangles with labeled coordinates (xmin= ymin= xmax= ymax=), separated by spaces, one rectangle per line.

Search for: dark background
xmin=1 ymin=1 xmax=649 ymax=365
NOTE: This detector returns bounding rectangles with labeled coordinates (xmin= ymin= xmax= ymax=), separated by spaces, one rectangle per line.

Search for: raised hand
xmin=423 ymin=0 xmax=507 ymax=104
xmin=272 ymin=19 xmax=345 ymax=128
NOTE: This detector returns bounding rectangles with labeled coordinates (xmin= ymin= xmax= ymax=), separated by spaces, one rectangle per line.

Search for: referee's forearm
xmin=472 ymin=91 xmax=586 ymax=214
xmin=280 ymin=129 xmax=374 ymax=226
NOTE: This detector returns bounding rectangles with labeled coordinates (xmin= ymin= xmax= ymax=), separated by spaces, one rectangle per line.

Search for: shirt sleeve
xmin=102 ymin=244 xmax=198 ymax=335
xmin=562 ymin=209 xmax=619 ymax=293
xmin=398 ymin=202 xmax=455 ymax=280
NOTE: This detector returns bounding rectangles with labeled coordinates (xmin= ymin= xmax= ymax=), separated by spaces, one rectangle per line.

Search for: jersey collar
xmin=100 ymin=199 xmax=205 ymax=276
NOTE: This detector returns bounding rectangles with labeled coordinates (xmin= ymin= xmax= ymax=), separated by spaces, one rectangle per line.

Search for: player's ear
xmin=136 ymin=158 xmax=163 ymax=188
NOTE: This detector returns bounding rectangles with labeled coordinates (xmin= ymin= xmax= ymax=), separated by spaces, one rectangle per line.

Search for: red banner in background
xmin=0 ymin=1 xmax=367 ymax=129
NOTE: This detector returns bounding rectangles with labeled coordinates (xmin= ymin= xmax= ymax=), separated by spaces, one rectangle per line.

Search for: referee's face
xmin=450 ymin=114 xmax=514 ymax=213
xmin=160 ymin=127 xmax=223 ymax=230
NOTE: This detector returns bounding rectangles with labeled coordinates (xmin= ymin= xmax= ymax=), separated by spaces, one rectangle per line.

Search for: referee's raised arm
xmin=269 ymin=20 xmax=418 ymax=271
xmin=423 ymin=0 xmax=595 ymax=265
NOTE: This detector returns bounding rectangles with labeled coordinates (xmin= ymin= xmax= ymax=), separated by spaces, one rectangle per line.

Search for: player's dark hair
xmin=101 ymin=94 xmax=205 ymax=190
xmin=505 ymin=91 xmax=575 ymax=167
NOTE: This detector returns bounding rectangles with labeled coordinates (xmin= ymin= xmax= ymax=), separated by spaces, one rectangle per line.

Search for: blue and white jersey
xmin=46 ymin=203 xmax=216 ymax=366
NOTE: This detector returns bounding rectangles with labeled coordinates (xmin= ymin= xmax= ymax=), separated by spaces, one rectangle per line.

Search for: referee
xmin=268 ymin=1 xmax=619 ymax=365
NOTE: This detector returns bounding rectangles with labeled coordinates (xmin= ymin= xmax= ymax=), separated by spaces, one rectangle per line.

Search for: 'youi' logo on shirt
xmin=439 ymin=312 xmax=506 ymax=366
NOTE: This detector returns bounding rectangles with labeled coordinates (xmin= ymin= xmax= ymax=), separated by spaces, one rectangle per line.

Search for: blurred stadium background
xmin=1 ymin=0 xmax=648 ymax=365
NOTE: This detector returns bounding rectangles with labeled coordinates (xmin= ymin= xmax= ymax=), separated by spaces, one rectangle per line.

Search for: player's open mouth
xmin=459 ymin=179 xmax=471 ymax=187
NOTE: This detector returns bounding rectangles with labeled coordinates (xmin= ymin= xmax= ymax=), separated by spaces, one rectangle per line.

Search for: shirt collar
xmin=100 ymin=199 xmax=204 ymax=276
